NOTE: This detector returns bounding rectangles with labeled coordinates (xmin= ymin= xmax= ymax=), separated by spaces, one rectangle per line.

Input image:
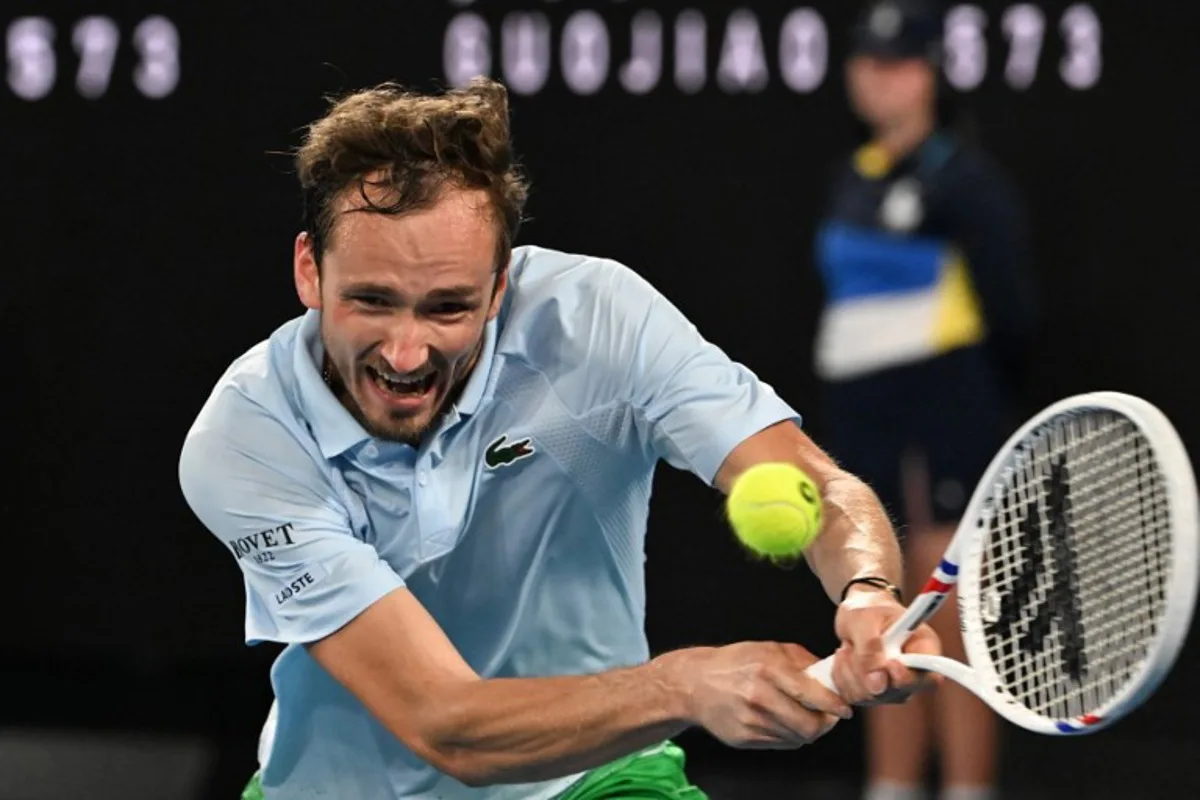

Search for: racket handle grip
xmin=803 ymin=654 xmax=838 ymax=692
xmin=802 ymin=610 xmax=918 ymax=694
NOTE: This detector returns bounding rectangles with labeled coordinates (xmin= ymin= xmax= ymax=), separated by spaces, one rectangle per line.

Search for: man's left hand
xmin=831 ymin=586 xmax=943 ymax=705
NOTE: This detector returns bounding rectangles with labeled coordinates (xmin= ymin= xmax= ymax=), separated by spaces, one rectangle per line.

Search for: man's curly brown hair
xmin=296 ymin=77 xmax=530 ymax=271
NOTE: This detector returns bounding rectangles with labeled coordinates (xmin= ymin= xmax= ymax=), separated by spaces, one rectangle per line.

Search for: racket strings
xmin=974 ymin=411 xmax=1171 ymax=721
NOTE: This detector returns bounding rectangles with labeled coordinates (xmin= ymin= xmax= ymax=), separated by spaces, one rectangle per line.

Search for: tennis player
xmin=178 ymin=78 xmax=941 ymax=800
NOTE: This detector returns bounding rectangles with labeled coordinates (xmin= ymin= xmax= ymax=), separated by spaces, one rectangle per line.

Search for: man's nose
xmin=378 ymin=324 xmax=430 ymax=374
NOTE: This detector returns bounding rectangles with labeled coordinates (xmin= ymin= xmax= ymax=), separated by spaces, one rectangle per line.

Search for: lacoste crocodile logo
xmin=484 ymin=434 xmax=535 ymax=469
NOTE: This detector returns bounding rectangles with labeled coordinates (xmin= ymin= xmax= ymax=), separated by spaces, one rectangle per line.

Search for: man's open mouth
xmin=365 ymin=366 xmax=437 ymax=398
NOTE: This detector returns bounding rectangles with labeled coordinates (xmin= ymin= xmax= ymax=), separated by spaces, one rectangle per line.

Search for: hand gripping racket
xmin=805 ymin=391 xmax=1199 ymax=734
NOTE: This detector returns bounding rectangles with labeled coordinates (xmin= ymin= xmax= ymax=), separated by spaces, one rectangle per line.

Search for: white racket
xmin=805 ymin=391 xmax=1199 ymax=734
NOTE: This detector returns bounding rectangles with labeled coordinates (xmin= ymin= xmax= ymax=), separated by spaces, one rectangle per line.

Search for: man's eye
xmin=432 ymin=303 xmax=470 ymax=315
xmin=353 ymin=296 xmax=388 ymax=308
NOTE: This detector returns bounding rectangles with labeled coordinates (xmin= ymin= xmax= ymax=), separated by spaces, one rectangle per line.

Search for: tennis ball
xmin=725 ymin=462 xmax=823 ymax=560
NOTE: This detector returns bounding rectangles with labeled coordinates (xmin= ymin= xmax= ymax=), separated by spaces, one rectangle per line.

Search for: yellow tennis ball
xmin=725 ymin=462 xmax=823 ymax=560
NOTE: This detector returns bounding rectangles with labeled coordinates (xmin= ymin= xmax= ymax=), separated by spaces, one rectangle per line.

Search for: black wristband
xmin=840 ymin=576 xmax=903 ymax=604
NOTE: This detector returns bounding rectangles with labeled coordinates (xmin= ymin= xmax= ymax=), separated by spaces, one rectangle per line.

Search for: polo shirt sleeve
xmin=178 ymin=392 xmax=404 ymax=646
xmin=591 ymin=261 xmax=802 ymax=485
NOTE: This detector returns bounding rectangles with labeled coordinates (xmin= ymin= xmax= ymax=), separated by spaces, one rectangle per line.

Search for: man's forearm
xmin=421 ymin=653 xmax=692 ymax=787
xmin=709 ymin=421 xmax=905 ymax=605
xmin=805 ymin=474 xmax=904 ymax=604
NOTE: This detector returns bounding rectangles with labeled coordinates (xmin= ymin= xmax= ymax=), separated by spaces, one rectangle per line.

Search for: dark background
xmin=4 ymin=1 xmax=1198 ymax=797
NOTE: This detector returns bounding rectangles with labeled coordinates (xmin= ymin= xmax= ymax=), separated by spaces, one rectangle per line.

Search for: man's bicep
xmin=179 ymin=427 xmax=405 ymax=646
xmin=713 ymin=419 xmax=846 ymax=496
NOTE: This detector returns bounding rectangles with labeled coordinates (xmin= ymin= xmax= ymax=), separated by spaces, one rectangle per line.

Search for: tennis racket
xmin=804 ymin=391 xmax=1199 ymax=735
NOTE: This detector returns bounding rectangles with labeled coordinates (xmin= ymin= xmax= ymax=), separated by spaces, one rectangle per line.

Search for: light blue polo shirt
xmin=179 ymin=245 xmax=800 ymax=800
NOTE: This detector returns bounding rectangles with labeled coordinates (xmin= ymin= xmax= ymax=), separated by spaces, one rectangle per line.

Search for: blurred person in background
xmin=179 ymin=77 xmax=942 ymax=800
xmin=810 ymin=2 xmax=1038 ymax=800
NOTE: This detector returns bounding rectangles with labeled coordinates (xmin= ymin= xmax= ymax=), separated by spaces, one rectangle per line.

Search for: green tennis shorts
xmin=241 ymin=740 xmax=707 ymax=799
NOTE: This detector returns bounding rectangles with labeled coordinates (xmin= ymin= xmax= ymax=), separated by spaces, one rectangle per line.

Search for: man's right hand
xmin=660 ymin=642 xmax=852 ymax=750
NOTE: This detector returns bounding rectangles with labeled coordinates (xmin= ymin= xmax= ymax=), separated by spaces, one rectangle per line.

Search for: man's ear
xmin=487 ymin=257 xmax=510 ymax=321
xmin=294 ymin=232 xmax=321 ymax=310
